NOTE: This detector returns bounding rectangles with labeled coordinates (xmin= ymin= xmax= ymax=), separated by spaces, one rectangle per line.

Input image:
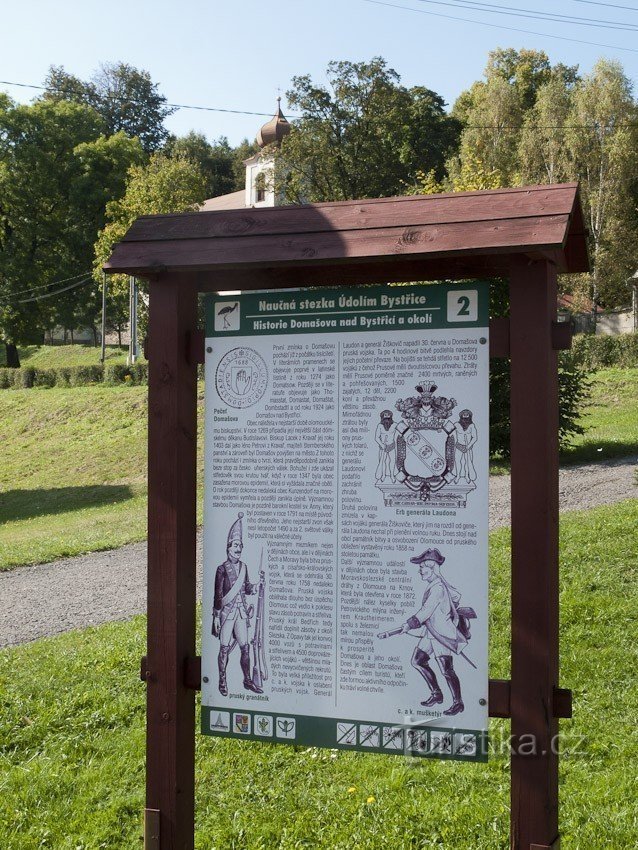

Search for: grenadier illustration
xmin=212 ymin=512 xmax=264 ymax=696
xmin=453 ymin=409 xmax=478 ymax=489
xmin=374 ymin=410 xmax=397 ymax=482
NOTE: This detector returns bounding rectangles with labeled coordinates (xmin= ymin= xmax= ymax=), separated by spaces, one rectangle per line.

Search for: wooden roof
xmin=104 ymin=183 xmax=589 ymax=289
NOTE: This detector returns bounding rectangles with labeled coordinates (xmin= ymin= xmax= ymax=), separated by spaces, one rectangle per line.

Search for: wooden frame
xmin=106 ymin=183 xmax=588 ymax=850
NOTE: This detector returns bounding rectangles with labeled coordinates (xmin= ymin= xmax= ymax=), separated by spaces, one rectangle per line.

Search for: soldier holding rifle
xmin=378 ymin=548 xmax=475 ymax=717
xmin=212 ymin=512 xmax=265 ymax=696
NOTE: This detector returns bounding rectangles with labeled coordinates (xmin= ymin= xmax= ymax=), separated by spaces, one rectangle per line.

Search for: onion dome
xmin=256 ymin=98 xmax=291 ymax=148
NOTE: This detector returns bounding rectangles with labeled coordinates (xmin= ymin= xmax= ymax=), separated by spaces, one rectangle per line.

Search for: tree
xmin=164 ymin=132 xmax=241 ymax=198
xmin=93 ymin=154 xmax=207 ymax=336
xmin=0 ymin=97 xmax=143 ymax=364
xmin=565 ymin=60 xmax=638 ymax=309
xmin=275 ymin=57 xmax=460 ymax=202
xmin=44 ymin=62 xmax=175 ymax=152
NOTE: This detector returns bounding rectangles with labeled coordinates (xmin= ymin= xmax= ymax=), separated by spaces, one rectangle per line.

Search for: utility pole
xmin=100 ymin=273 xmax=107 ymax=363
xmin=129 ymin=275 xmax=138 ymax=365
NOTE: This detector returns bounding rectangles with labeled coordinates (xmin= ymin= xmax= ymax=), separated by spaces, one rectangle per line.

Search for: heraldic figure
xmin=379 ymin=548 xmax=476 ymax=716
xmin=375 ymin=409 xmax=397 ymax=483
xmin=212 ymin=512 xmax=264 ymax=696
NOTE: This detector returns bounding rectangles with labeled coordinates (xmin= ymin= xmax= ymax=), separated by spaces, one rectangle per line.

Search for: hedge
xmin=570 ymin=331 xmax=638 ymax=371
xmin=0 ymin=363 xmax=148 ymax=389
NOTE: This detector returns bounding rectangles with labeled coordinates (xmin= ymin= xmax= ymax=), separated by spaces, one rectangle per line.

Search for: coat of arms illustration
xmin=374 ymin=382 xmax=478 ymax=508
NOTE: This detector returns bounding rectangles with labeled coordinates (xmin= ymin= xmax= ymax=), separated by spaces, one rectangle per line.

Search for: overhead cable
xmin=414 ymin=0 xmax=638 ymax=30
xmin=362 ymin=0 xmax=638 ymax=53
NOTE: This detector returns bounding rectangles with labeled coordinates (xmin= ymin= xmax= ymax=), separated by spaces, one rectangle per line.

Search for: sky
xmin=2 ymin=0 xmax=638 ymax=146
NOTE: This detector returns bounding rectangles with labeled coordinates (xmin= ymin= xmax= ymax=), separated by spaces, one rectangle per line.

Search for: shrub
xmin=33 ymin=368 xmax=57 ymax=388
xmin=104 ymin=364 xmax=130 ymax=385
xmin=14 ymin=367 xmax=35 ymax=388
xmin=0 ymin=368 xmax=14 ymax=388
xmin=571 ymin=332 xmax=638 ymax=371
xmin=488 ymin=279 xmax=589 ymax=458
xmin=55 ymin=367 xmax=73 ymax=388
xmin=68 ymin=365 xmax=103 ymax=386
xmin=129 ymin=363 xmax=148 ymax=385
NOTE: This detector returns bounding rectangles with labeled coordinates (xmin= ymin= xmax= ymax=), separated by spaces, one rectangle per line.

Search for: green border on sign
xmin=201 ymin=706 xmax=488 ymax=763
xmin=206 ymin=282 xmax=489 ymax=337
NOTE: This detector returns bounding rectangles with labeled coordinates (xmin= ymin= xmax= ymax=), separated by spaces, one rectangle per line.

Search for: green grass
xmin=0 ymin=368 xmax=635 ymax=571
xmin=16 ymin=344 xmax=138 ymax=368
xmin=562 ymin=367 xmax=638 ymax=464
xmin=1 ymin=499 xmax=637 ymax=848
xmin=0 ymin=385 xmax=205 ymax=570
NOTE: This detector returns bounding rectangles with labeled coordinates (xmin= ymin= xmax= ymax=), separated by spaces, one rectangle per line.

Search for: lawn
xmin=16 ymin=344 xmax=138 ymax=368
xmin=562 ymin=367 xmax=638 ymax=464
xmin=0 ymin=367 xmax=635 ymax=571
xmin=1 ymin=498 xmax=636 ymax=849
xmin=0 ymin=385 xmax=205 ymax=570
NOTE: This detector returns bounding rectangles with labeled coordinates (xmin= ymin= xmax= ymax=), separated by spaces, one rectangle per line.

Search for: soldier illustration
xmin=379 ymin=548 xmax=476 ymax=716
xmin=212 ymin=512 xmax=264 ymax=696
xmin=375 ymin=410 xmax=397 ymax=482
xmin=453 ymin=409 xmax=478 ymax=488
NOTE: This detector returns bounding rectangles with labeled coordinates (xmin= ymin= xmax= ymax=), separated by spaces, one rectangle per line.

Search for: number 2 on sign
xmin=447 ymin=289 xmax=478 ymax=322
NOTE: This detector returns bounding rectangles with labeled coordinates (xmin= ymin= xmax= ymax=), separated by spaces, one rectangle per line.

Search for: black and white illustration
xmin=211 ymin=512 xmax=268 ymax=697
xmin=374 ymin=381 xmax=479 ymax=508
xmin=378 ymin=548 xmax=476 ymax=718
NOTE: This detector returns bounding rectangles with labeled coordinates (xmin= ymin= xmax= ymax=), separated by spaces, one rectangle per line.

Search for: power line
xmin=0 ymin=79 xmax=291 ymax=118
xmin=1 ymin=269 xmax=92 ymax=299
xmin=363 ymin=0 xmax=638 ymax=53
xmin=0 ymin=276 xmax=95 ymax=306
xmin=572 ymin=0 xmax=638 ymax=10
xmin=417 ymin=0 xmax=638 ymax=30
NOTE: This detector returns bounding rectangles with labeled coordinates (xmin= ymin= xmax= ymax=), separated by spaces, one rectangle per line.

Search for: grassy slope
xmin=1 ymin=499 xmax=637 ymax=848
xmin=562 ymin=367 xmax=638 ymax=464
xmin=17 ymin=344 xmax=138 ymax=368
xmin=0 ymin=368 xmax=635 ymax=571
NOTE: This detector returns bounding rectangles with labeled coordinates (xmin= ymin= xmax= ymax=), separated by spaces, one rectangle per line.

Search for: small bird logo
xmin=217 ymin=302 xmax=239 ymax=329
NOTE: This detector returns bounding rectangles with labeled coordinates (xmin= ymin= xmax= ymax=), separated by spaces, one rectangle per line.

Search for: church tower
xmin=244 ymin=98 xmax=291 ymax=208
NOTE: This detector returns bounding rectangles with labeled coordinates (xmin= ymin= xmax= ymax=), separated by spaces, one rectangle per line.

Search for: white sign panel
xmin=201 ymin=283 xmax=489 ymax=761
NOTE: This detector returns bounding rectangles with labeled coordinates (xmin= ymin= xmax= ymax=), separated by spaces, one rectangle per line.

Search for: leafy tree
xmin=164 ymin=132 xmax=241 ymax=198
xmin=0 ymin=97 xmax=143 ymax=364
xmin=275 ymin=57 xmax=460 ymax=202
xmin=93 ymin=154 xmax=207 ymax=337
xmin=44 ymin=62 xmax=175 ymax=152
xmin=565 ymin=60 xmax=638 ymax=309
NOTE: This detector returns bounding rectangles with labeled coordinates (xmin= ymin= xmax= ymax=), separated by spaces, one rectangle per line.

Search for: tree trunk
xmin=6 ymin=342 xmax=20 ymax=368
xmin=70 ymin=328 xmax=75 ymax=344
xmin=118 ymin=326 xmax=122 ymax=347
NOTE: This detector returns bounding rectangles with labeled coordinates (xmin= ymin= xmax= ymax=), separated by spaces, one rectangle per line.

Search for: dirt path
xmin=1 ymin=455 xmax=635 ymax=648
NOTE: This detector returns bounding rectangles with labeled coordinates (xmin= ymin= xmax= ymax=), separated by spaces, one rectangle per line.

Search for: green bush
xmin=33 ymin=368 xmax=57 ymax=388
xmin=488 ymin=280 xmax=589 ymax=458
xmin=0 ymin=368 xmax=14 ymax=388
xmin=571 ymin=331 xmax=638 ymax=370
xmin=55 ymin=367 xmax=73 ymax=387
xmin=68 ymin=365 xmax=103 ymax=386
xmin=14 ymin=367 xmax=35 ymax=388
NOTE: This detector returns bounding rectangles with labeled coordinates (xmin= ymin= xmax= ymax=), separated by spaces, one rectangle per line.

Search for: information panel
xmin=201 ymin=283 xmax=489 ymax=762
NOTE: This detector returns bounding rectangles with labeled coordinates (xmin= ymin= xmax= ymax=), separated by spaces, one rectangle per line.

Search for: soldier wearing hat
xmin=400 ymin=548 xmax=466 ymax=716
xmin=212 ymin=512 xmax=264 ymax=696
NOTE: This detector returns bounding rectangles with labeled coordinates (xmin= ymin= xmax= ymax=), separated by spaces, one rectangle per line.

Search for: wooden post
xmin=145 ymin=273 xmax=198 ymax=850
xmin=509 ymin=259 xmax=560 ymax=850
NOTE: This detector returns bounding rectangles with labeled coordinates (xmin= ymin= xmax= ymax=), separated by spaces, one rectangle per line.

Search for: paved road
xmin=1 ymin=455 xmax=636 ymax=647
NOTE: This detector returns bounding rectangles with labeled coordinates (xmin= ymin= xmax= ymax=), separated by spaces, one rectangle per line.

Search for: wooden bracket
xmin=551 ymin=321 xmax=572 ymax=350
xmin=488 ymin=680 xmax=572 ymax=719
xmin=140 ymin=655 xmax=149 ymax=682
xmin=144 ymin=808 xmax=160 ymax=850
xmin=184 ymin=656 xmax=202 ymax=691
xmin=187 ymin=329 xmax=205 ymax=365
xmin=531 ymin=838 xmax=560 ymax=850
xmin=488 ymin=678 xmax=511 ymax=718
xmin=553 ymin=687 xmax=573 ymax=719
xmin=489 ymin=317 xmax=510 ymax=358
